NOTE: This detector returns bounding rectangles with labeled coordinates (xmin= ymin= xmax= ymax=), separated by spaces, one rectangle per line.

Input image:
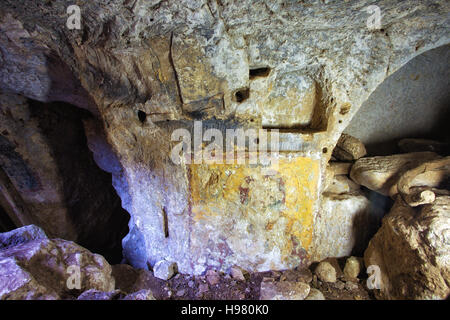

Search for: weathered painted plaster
xmin=188 ymin=154 xmax=320 ymax=273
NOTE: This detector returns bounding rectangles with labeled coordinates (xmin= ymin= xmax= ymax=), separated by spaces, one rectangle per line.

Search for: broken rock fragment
xmin=0 ymin=225 xmax=47 ymax=250
xmin=77 ymin=289 xmax=123 ymax=300
xmin=305 ymin=288 xmax=325 ymax=300
xmin=311 ymin=192 xmax=375 ymax=261
xmin=396 ymin=157 xmax=450 ymax=207
xmin=364 ymin=196 xmax=450 ymax=299
xmin=153 ymin=260 xmax=177 ymax=281
xmin=350 ymin=152 xmax=440 ymax=196
xmin=315 ymin=261 xmax=337 ymax=283
xmin=206 ymin=269 xmax=220 ymax=286
xmin=333 ymin=134 xmax=367 ymax=161
xmin=122 ymin=289 xmax=155 ymax=300
xmin=324 ymin=175 xmax=360 ymax=194
xmin=329 ymin=162 xmax=353 ymax=176
xmin=260 ymin=280 xmax=310 ymax=300
xmin=295 ymin=267 xmax=313 ymax=284
xmin=230 ymin=266 xmax=247 ymax=281
xmin=343 ymin=256 xmax=362 ymax=280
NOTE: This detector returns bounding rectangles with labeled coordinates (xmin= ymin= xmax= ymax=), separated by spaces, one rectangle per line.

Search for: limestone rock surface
xmin=315 ymin=261 xmax=337 ymax=283
xmin=364 ymin=196 xmax=450 ymax=300
xmin=311 ymin=192 xmax=380 ymax=261
xmin=0 ymin=225 xmax=47 ymax=250
xmin=0 ymin=228 xmax=115 ymax=300
xmin=153 ymin=260 xmax=177 ymax=281
xmin=332 ymin=134 xmax=366 ymax=161
xmin=260 ymin=280 xmax=310 ymax=300
xmin=350 ymin=152 xmax=440 ymax=196
xmin=0 ymin=93 xmax=129 ymax=262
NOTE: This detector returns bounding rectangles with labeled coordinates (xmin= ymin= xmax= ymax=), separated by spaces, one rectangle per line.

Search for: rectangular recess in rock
xmin=249 ymin=67 xmax=271 ymax=80
xmin=261 ymin=79 xmax=330 ymax=133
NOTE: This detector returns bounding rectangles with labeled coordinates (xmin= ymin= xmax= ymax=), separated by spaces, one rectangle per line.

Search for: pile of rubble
xmin=0 ymin=225 xmax=371 ymax=300
xmin=325 ymin=135 xmax=450 ymax=300
xmin=0 ymin=225 xmax=155 ymax=300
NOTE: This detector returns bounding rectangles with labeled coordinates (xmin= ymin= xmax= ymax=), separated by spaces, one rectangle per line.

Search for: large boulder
xmin=364 ymin=196 xmax=450 ymax=300
xmin=0 ymin=226 xmax=115 ymax=300
xmin=0 ymin=224 xmax=47 ymax=250
xmin=350 ymin=152 xmax=440 ymax=196
xmin=310 ymin=192 xmax=382 ymax=261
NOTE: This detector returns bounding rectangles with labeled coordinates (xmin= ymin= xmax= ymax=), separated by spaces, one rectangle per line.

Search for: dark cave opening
xmin=345 ymin=44 xmax=450 ymax=157
xmin=0 ymin=97 xmax=130 ymax=264
xmin=0 ymin=204 xmax=15 ymax=233
xmin=249 ymin=67 xmax=271 ymax=80
xmin=31 ymin=99 xmax=130 ymax=264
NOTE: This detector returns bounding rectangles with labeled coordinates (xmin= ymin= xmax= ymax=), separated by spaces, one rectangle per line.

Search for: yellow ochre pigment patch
xmin=189 ymin=155 xmax=320 ymax=257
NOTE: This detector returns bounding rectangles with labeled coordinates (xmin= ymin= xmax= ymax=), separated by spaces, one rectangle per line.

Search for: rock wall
xmin=0 ymin=0 xmax=448 ymax=274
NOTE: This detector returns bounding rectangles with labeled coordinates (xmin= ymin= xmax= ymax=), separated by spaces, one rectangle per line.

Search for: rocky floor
xmin=2 ymin=222 xmax=449 ymax=300
xmin=0 ymin=224 xmax=373 ymax=300
xmin=114 ymin=260 xmax=374 ymax=300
